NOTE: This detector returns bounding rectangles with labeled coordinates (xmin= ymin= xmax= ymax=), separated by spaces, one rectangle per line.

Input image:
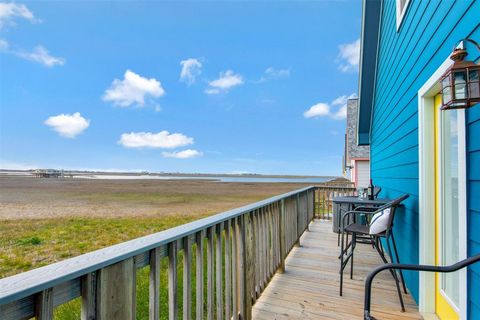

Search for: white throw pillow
xmin=369 ymin=208 xmax=391 ymax=235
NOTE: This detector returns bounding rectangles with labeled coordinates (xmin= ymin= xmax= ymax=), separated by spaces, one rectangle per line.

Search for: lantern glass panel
xmin=453 ymin=71 xmax=467 ymax=100
xmin=442 ymin=75 xmax=452 ymax=104
xmin=469 ymin=69 xmax=480 ymax=99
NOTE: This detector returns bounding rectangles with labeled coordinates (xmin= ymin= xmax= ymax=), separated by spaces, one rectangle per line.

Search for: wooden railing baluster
xmin=195 ymin=231 xmax=204 ymax=320
xmin=35 ymin=288 xmax=53 ymax=320
xmin=207 ymin=227 xmax=214 ymax=320
xmin=149 ymin=248 xmax=161 ymax=320
xmin=225 ymin=220 xmax=231 ymax=320
xmin=253 ymin=211 xmax=259 ymax=298
xmin=238 ymin=215 xmax=246 ymax=319
xmin=183 ymin=237 xmax=192 ymax=320
xmin=215 ymin=223 xmax=223 ymax=320
xmin=231 ymin=217 xmax=238 ymax=320
xmin=168 ymin=242 xmax=177 ymax=320
xmin=81 ymin=272 xmax=96 ymax=320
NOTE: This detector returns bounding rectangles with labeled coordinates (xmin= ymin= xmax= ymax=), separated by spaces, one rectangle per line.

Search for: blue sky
xmin=0 ymin=1 xmax=361 ymax=176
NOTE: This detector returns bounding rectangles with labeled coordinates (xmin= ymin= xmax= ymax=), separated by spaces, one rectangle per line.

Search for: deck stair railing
xmin=363 ymin=254 xmax=480 ymax=320
xmin=0 ymin=186 xmax=316 ymax=320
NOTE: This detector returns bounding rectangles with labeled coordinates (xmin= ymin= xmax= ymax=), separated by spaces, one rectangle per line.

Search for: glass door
xmin=434 ymin=94 xmax=461 ymax=319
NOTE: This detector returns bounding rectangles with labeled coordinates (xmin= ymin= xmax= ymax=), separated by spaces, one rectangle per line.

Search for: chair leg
xmin=391 ymin=233 xmax=408 ymax=294
xmin=374 ymin=238 xmax=405 ymax=312
xmin=350 ymin=233 xmax=355 ymax=279
xmin=340 ymin=230 xmax=345 ymax=296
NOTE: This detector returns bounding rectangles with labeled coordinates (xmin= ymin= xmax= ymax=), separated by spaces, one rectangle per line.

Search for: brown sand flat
xmin=0 ymin=176 xmax=310 ymax=220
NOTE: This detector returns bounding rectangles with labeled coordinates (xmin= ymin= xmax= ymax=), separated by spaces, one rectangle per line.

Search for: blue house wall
xmin=369 ymin=0 xmax=479 ymax=312
xmin=467 ymin=73 xmax=480 ymax=317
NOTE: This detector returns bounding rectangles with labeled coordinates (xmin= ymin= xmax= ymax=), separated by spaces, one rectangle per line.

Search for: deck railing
xmin=314 ymin=185 xmax=356 ymax=219
xmin=0 ymin=186 xmax=316 ymax=320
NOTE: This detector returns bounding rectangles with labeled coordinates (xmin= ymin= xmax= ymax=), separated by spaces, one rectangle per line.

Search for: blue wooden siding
xmin=370 ymin=0 xmax=479 ymax=312
xmin=467 ymin=81 xmax=480 ymax=319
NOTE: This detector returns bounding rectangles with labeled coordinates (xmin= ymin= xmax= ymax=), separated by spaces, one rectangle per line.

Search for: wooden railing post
xmin=97 ymin=258 xmax=136 ymax=320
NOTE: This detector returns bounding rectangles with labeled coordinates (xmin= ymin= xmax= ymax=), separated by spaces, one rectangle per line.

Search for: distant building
xmin=343 ymin=98 xmax=370 ymax=188
xmin=33 ymin=169 xmax=63 ymax=178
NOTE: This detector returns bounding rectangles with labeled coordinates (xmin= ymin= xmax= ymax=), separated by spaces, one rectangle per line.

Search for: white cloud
xmin=332 ymin=95 xmax=349 ymax=106
xmin=17 ymin=45 xmax=65 ymax=67
xmin=180 ymin=58 xmax=202 ymax=85
xmin=204 ymin=88 xmax=220 ymax=95
xmin=205 ymin=70 xmax=243 ymax=94
xmin=304 ymin=103 xmax=330 ymax=118
xmin=256 ymin=67 xmax=291 ymax=82
xmin=0 ymin=39 xmax=8 ymax=50
xmin=337 ymin=39 xmax=360 ymax=72
xmin=0 ymin=42 xmax=65 ymax=67
xmin=162 ymin=149 xmax=203 ymax=159
xmin=332 ymin=105 xmax=347 ymax=120
xmin=44 ymin=112 xmax=90 ymax=138
xmin=265 ymin=67 xmax=290 ymax=78
xmin=304 ymin=93 xmax=357 ymax=120
xmin=119 ymin=131 xmax=194 ymax=149
xmin=103 ymin=70 xmax=165 ymax=107
xmin=0 ymin=2 xmax=37 ymax=29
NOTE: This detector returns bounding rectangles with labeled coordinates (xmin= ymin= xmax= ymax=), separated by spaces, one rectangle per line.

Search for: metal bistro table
xmin=332 ymin=196 xmax=391 ymax=236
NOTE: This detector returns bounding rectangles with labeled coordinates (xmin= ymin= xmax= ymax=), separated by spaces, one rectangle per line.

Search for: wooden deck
xmin=252 ymin=219 xmax=422 ymax=320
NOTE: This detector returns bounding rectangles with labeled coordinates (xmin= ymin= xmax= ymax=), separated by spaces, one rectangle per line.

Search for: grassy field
xmin=0 ymin=176 xmax=312 ymax=319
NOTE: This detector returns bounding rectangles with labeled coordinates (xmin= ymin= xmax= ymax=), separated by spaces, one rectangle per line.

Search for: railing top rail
xmin=0 ymin=185 xmax=315 ymax=305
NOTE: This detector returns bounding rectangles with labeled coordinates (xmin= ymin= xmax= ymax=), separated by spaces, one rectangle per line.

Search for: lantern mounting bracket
xmin=453 ymin=38 xmax=480 ymax=53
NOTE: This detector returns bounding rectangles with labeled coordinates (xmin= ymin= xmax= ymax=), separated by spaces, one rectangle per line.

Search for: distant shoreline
xmin=0 ymin=169 xmax=340 ymax=180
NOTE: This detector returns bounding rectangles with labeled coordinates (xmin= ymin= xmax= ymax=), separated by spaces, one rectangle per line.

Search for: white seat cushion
xmin=369 ymin=208 xmax=391 ymax=235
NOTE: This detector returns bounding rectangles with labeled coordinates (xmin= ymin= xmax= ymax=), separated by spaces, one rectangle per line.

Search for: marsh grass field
xmin=0 ymin=175 xmax=312 ymax=319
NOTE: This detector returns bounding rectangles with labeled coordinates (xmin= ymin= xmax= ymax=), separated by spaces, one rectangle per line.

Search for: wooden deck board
xmin=252 ymin=219 xmax=422 ymax=319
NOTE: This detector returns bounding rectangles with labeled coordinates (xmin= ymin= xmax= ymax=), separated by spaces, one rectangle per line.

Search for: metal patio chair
xmin=339 ymin=194 xmax=409 ymax=312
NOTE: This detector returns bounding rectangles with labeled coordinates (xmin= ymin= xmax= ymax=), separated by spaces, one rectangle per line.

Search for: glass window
xmin=442 ymin=76 xmax=452 ymax=104
xmin=469 ymin=69 xmax=480 ymax=98
xmin=453 ymin=71 xmax=467 ymax=100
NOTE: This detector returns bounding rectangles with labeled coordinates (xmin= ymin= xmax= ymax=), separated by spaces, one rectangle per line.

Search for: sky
xmin=0 ymin=1 xmax=361 ymax=176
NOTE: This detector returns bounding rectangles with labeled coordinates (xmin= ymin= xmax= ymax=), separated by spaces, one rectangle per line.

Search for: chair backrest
xmin=373 ymin=186 xmax=382 ymax=198
xmin=369 ymin=194 xmax=409 ymax=234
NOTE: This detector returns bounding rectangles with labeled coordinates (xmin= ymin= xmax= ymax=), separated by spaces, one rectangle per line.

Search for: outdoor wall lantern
xmin=440 ymin=38 xmax=480 ymax=110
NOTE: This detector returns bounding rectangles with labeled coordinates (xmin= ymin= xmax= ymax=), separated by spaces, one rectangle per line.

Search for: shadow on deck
xmin=252 ymin=219 xmax=421 ymax=320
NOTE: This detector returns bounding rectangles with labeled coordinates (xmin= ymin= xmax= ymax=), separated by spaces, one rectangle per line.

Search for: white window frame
xmin=396 ymin=0 xmax=411 ymax=31
xmin=418 ymin=45 xmax=467 ymax=320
